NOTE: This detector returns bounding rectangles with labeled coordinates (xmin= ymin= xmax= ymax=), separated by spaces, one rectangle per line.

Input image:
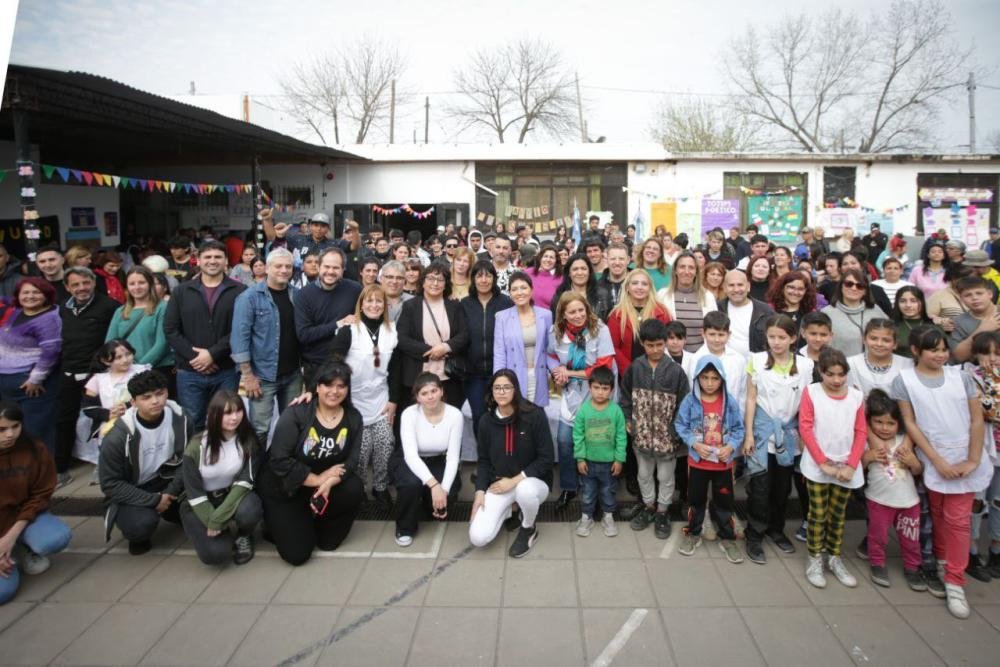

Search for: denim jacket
xmin=746 ymin=406 xmax=799 ymax=474
xmin=674 ymin=355 xmax=745 ymax=463
xmin=230 ymin=280 xmax=298 ymax=382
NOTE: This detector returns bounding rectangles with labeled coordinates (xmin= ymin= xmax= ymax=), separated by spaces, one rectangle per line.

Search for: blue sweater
xmin=293 ymin=279 xmax=361 ymax=365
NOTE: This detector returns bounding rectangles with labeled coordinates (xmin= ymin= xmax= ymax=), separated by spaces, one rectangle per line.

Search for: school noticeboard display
xmin=747 ymin=195 xmax=803 ymax=243
xmin=923 ymin=205 xmax=991 ymax=248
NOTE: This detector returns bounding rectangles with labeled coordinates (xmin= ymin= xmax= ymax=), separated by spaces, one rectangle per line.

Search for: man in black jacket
xmin=164 ymin=241 xmax=246 ymax=430
xmin=294 ymin=247 xmax=362 ymax=388
xmin=56 ymin=267 xmax=119 ymax=486
xmin=716 ymin=270 xmax=774 ymax=359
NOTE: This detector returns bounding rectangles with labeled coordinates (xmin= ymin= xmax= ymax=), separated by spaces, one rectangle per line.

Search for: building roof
xmin=343 ymin=142 xmax=1000 ymax=165
xmin=0 ymin=64 xmax=365 ymax=168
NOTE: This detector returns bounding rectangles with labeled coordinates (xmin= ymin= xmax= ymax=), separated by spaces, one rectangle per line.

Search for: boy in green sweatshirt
xmin=574 ymin=366 xmax=628 ymax=538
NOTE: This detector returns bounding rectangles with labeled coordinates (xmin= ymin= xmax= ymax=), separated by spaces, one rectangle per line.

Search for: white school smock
xmin=899 ymin=366 xmax=994 ymax=494
xmin=747 ymin=352 xmax=814 ymax=454
xmin=799 ymin=383 xmax=865 ymax=489
xmin=847 ymin=354 xmax=912 ymax=398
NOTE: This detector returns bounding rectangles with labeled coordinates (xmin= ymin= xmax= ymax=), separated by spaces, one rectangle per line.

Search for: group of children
xmin=570 ymin=309 xmax=997 ymax=620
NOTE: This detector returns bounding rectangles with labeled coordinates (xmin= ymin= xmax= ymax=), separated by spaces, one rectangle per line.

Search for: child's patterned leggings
xmin=806 ymin=480 xmax=852 ymax=557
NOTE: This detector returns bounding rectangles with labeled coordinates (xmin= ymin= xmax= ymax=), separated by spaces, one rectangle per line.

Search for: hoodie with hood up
xmin=675 ymin=355 xmax=745 ymax=466
xmin=475 ymin=401 xmax=554 ymax=492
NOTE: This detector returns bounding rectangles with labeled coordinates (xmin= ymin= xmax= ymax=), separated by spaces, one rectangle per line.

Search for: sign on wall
xmin=701 ymin=199 xmax=740 ymax=236
xmin=747 ymin=195 xmax=803 ymax=243
xmin=0 ymin=215 xmax=60 ymax=257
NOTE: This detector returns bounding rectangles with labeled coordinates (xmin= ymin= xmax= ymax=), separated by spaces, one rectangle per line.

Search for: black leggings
xmin=261 ymin=475 xmax=365 ymax=565
xmin=392 ymin=452 xmax=460 ymax=537
xmin=745 ymin=454 xmax=794 ymax=541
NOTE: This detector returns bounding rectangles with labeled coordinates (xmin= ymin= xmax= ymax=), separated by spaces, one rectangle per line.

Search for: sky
xmin=7 ymin=0 xmax=1000 ymax=151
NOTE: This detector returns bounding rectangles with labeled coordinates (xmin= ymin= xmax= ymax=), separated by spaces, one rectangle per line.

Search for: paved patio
xmin=3 ymin=509 xmax=1000 ymax=666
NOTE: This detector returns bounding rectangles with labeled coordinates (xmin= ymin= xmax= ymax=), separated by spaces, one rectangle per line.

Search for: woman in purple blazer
xmin=493 ymin=272 xmax=554 ymax=408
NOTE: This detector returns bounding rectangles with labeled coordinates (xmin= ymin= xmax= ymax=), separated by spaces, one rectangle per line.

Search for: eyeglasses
xmin=424 ymin=275 xmax=445 ymax=284
xmin=842 ymin=280 xmax=867 ymax=290
xmin=382 ymin=274 xmax=404 ymax=281
xmin=493 ymin=384 xmax=515 ymax=393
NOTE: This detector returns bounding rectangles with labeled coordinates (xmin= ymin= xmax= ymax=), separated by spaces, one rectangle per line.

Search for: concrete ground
xmin=4 ymin=464 xmax=1000 ymax=666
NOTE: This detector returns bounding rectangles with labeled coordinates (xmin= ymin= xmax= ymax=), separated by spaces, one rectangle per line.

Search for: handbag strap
xmin=423 ymin=300 xmax=446 ymax=344
xmin=119 ymin=310 xmax=146 ymax=341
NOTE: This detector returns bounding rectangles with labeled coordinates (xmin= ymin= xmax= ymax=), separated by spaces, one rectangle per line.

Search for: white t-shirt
xmin=85 ymin=364 xmax=151 ymax=408
xmin=136 ymin=414 xmax=175 ymax=486
xmin=747 ymin=352 xmax=814 ymax=454
xmin=727 ymin=301 xmax=754 ymax=359
xmin=199 ymin=437 xmax=244 ymax=493
xmin=872 ymin=279 xmax=912 ymax=310
xmin=400 ymin=404 xmax=464 ymax=492
xmin=865 ymin=434 xmax=920 ymax=508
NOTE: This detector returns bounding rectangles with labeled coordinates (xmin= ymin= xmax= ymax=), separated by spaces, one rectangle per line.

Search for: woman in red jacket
xmin=607 ymin=269 xmax=671 ymax=378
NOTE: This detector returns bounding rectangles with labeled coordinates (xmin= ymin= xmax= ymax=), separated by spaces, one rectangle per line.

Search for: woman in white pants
xmin=469 ymin=369 xmax=554 ymax=558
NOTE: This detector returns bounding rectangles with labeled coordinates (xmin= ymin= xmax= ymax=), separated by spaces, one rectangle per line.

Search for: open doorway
xmin=367 ymin=203 xmax=439 ymax=240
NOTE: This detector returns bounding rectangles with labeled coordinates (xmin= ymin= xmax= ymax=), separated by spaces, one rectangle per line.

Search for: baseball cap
xmin=964 ymin=249 xmax=992 ymax=267
xmin=309 ymin=213 xmax=331 ymax=226
xmin=870 ymin=222 xmax=880 ymax=230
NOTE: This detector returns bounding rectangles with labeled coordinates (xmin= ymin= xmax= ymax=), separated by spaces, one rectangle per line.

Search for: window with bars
xmin=823 ymin=167 xmax=856 ymax=204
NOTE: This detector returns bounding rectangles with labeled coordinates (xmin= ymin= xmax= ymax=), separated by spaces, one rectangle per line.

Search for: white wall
xmin=0 ymin=142 xmax=120 ymax=249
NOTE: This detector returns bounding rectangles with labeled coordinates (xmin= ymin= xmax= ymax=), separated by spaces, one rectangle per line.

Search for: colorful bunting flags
xmin=823 ymin=197 xmax=910 ymax=215
xmin=372 ymin=204 xmax=436 ymax=220
xmin=37 ymin=163 xmax=251 ymax=194
xmin=739 ymin=185 xmax=801 ymax=196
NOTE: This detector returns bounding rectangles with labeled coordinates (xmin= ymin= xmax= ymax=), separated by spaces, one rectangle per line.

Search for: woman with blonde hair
xmin=607 ymin=269 xmax=671 ymax=377
xmin=656 ymin=252 xmax=717 ymax=351
xmin=64 ymin=246 xmax=93 ymax=269
xmin=702 ymin=261 xmax=727 ymax=302
xmin=449 ymin=247 xmax=475 ymax=300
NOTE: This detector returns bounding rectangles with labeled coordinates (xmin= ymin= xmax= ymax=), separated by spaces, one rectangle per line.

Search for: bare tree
xmin=649 ymin=98 xmax=761 ymax=152
xmin=279 ymin=37 xmax=405 ymax=144
xmin=723 ymin=0 xmax=977 ymax=152
xmin=450 ymin=38 xmax=577 ymax=143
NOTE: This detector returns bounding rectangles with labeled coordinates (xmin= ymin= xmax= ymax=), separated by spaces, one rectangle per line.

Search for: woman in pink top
xmin=523 ymin=244 xmax=562 ymax=311
xmin=908 ymin=239 xmax=948 ymax=299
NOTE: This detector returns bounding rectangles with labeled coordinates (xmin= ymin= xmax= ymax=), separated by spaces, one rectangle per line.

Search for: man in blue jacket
xmin=231 ymin=247 xmax=300 ymax=444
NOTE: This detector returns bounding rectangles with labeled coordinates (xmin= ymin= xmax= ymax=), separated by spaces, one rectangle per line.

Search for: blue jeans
xmin=556 ymin=421 xmax=578 ymax=493
xmin=176 ymin=367 xmax=239 ymax=431
xmin=465 ymin=375 xmax=488 ymax=437
xmin=0 ymin=512 xmax=72 ymax=604
xmin=248 ymin=371 xmax=303 ymax=445
xmin=0 ymin=371 xmax=60 ymax=458
xmin=579 ymin=461 xmax=617 ymax=515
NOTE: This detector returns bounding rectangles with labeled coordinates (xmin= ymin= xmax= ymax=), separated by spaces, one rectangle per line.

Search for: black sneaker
xmin=855 ymin=537 xmax=869 ymax=561
xmin=923 ymin=566 xmax=946 ymax=598
xmin=128 ymin=539 xmax=152 ymax=556
xmin=630 ymin=507 xmax=655 ymax=532
xmin=987 ymin=552 xmax=1000 ymax=579
xmin=654 ymin=512 xmax=672 ymax=540
xmin=767 ymin=531 xmax=795 ymax=554
xmin=554 ymin=491 xmax=576 ymax=511
xmin=966 ymin=553 xmax=992 ymax=583
xmin=903 ymin=568 xmax=927 ymax=592
xmin=619 ymin=502 xmax=643 ymax=521
xmin=233 ymin=534 xmax=255 ymax=565
xmin=870 ymin=564 xmax=891 ymax=588
xmin=509 ymin=526 xmax=538 ymax=558
xmin=746 ymin=539 xmax=767 ymax=564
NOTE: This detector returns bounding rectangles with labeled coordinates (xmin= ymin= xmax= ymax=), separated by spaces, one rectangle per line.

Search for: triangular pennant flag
xmin=101 ymin=174 xmax=111 ymax=186
xmin=93 ymin=173 xmax=104 ymax=186
xmin=81 ymin=171 xmax=93 ymax=186
xmin=139 ymin=179 xmax=149 ymax=191
xmin=42 ymin=164 xmax=56 ymax=180
xmin=56 ymin=167 xmax=70 ymax=182
xmin=70 ymin=169 xmax=82 ymax=182
xmin=112 ymin=176 xmax=121 ymax=188
xmin=167 ymin=182 xmax=175 ymax=192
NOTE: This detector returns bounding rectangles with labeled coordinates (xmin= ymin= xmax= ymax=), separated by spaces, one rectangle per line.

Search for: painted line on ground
xmin=275 ymin=542 xmax=476 ymax=667
xmin=591 ymin=608 xmax=649 ymax=667
xmin=658 ymin=524 xmax=680 ymax=559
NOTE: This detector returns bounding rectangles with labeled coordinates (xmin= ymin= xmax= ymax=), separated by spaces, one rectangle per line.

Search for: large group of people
xmin=1 ymin=211 xmax=999 ymax=623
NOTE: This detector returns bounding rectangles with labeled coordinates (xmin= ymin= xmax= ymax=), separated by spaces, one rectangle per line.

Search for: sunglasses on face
xmin=445 ymin=244 xmax=458 ymax=249
xmin=842 ymin=280 xmax=867 ymax=290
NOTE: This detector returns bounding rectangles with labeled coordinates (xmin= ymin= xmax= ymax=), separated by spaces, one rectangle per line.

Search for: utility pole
xmin=968 ymin=71 xmax=977 ymax=154
xmin=424 ymin=96 xmax=430 ymax=144
xmin=389 ymin=79 xmax=396 ymax=143
xmin=575 ymin=72 xmax=586 ymax=142
xmin=12 ymin=109 xmax=40 ymax=272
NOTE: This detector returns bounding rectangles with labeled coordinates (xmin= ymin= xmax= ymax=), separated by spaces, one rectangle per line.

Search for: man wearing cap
xmin=264 ymin=210 xmax=339 ymax=268
xmin=962 ymin=248 xmax=1000 ymax=302
xmin=861 ymin=223 xmax=888 ymax=263
xmin=794 ymin=227 xmax=814 ymax=262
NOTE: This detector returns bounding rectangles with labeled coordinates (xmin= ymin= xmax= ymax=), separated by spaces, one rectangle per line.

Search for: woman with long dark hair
xmin=0 ymin=400 xmax=72 ymax=604
xmin=747 ymin=255 xmax=775 ymax=302
xmin=180 ymin=390 xmax=262 ymax=565
xmin=821 ymin=268 xmax=888 ymax=357
xmin=768 ymin=271 xmax=817 ymax=331
xmin=469 ymin=370 xmax=553 ymax=557
xmin=891 ymin=285 xmax=936 ymax=358
xmin=494 ymin=272 xmax=554 ymax=407
xmin=550 ymin=253 xmax=613 ymax=321
xmin=258 ymin=362 xmax=366 ymax=565
xmin=523 ymin=244 xmax=562 ymax=311
xmin=460 ymin=261 xmax=514 ymax=431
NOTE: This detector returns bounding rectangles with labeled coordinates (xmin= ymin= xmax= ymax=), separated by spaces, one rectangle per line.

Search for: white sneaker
xmin=806 ymin=554 xmax=827 ymax=588
xmin=394 ymin=533 xmax=413 ymax=548
xmin=13 ymin=544 xmax=50 ymax=576
xmin=945 ymin=583 xmax=971 ymax=619
xmin=602 ymin=514 xmax=618 ymax=537
xmin=576 ymin=515 xmax=595 ymax=537
xmin=828 ymin=556 xmax=858 ymax=588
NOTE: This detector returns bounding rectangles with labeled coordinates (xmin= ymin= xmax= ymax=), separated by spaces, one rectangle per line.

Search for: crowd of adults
xmin=3 ymin=207 xmax=1000 ymax=605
